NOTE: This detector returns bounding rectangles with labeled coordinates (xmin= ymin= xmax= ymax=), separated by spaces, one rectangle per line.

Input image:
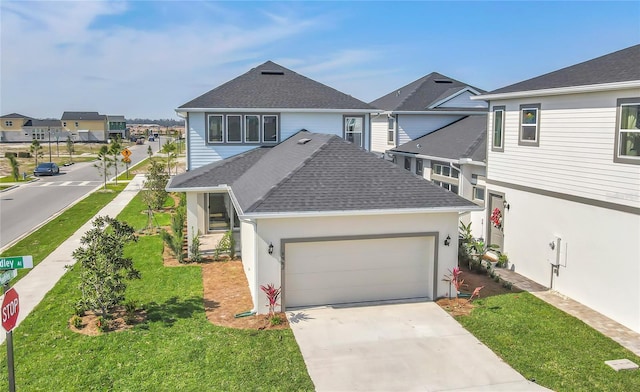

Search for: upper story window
xmin=387 ymin=116 xmax=395 ymax=144
xmin=432 ymin=180 xmax=459 ymax=195
xmin=63 ymin=122 xmax=67 ymax=127
xmin=404 ymin=157 xmax=411 ymax=171
xmin=519 ymin=104 xmax=540 ymax=146
xmin=206 ymin=113 xmax=279 ymax=145
xmin=75 ymin=122 xmax=79 ymax=127
xmin=473 ymin=186 xmax=485 ymax=202
xmin=344 ymin=115 xmax=364 ymax=148
xmin=4 ymin=121 xmax=13 ymax=127
xmin=432 ymin=163 xmax=459 ymax=179
xmin=416 ymin=158 xmax=423 ymax=176
xmin=492 ymin=106 xmax=505 ymax=151
xmin=615 ymin=98 xmax=640 ymax=165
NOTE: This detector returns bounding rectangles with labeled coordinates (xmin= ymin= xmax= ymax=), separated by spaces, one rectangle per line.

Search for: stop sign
xmin=2 ymin=288 xmax=19 ymax=332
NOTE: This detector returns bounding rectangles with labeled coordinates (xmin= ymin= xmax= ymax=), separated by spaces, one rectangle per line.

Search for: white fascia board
xmin=174 ymin=107 xmax=379 ymax=114
xmin=391 ymin=110 xmax=487 ymax=115
xmin=165 ymin=184 xmax=229 ymax=193
xmin=471 ymin=81 xmax=640 ymax=101
xmin=242 ymin=205 xmax=482 ymax=220
xmin=427 ymin=86 xmax=482 ymax=109
xmin=386 ymin=150 xmax=486 ymax=167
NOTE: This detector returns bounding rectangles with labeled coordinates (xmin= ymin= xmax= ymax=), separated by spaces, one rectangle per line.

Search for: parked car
xmin=34 ymin=162 xmax=60 ymax=176
xmin=136 ymin=137 xmax=145 ymax=145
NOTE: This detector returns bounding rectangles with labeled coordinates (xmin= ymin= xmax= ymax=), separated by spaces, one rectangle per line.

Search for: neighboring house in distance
xmin=107 ymin=115 xmax=128 ymax=140
xmin=388 ymin=115 xmax=487 ymax=237
xmin=369 ymin=72 xmax=487 ymax=155
xmin=473 ymin=44 xmax=640 ymax=333
xmin=168 ymin=131 xmax=480 ymax=313
xmin=61 ymin=111 xmax=108 ymax=142
xmin=0 ymin=113 xmax=32 ymax=142
xmin=23 ymin=119 xmax=65 ymax=142
xmin=176 ymin=61 xmax=377 ymax=170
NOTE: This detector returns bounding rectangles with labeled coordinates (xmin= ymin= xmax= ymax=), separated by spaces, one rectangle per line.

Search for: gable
xmin=432 ymin=90 xmax=488 ymax=110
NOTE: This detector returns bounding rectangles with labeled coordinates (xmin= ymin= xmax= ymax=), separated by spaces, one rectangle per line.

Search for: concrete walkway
xmin=494 ymin=268 xmax=640 ymax=357
xmin=0 ymin=175 xmax=146 ymax=344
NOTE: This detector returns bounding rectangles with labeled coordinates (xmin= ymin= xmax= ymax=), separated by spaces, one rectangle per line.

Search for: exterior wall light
xmin=444 ymin=235 xmax=451 ymax=246
xmin=268 ymin=242 xmax=274 ymax=255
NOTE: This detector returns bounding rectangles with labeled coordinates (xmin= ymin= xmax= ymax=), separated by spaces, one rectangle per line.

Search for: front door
xmin=487 ymin=193 xmax=504 ymax=251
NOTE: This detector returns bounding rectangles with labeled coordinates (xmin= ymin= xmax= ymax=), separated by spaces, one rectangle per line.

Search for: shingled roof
xmin=369 ymin=72 xmax=486 ymax=111
xmin=178 ymin=61 xmax=375 ymax=111
xmin=61 ymin=112 xmax=106 ymax=121
xmin=168 ymin=131 xmax=477 ymax=214
xmin=487 ymin=44 xmax=640 ymax=95
xmin=23 ymin=119 xmax=63 ymax=127
xmin=390 ymin=116 xmax=487 ymax=163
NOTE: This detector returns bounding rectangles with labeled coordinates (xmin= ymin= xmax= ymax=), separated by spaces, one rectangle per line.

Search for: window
xmin=63 ymin=122 xmax=67 ymax=127
xmin=492 ymin=106 xmax=505 ymax=151
xmin=245 ymin=115 xmax=260 ymax=143
xmin=473 ymin=187 xmax=485 ymax=201
xmin=519 ymin=104 xmax=540 ymax=146
xmin=263 ymin=115 xmax=278 ymax=142
xmin=471 ymin=173 xmax=478 ymax=185
xmin=432 ymin=163 xmax=459 ymax=179
xmin=75 ymin=122 xmax=79 ymax=127
xmin=226 ymin=115 xmax=242 ymax=143
xmin=344 ymin=116 xmax=364 ymax=148
xmin=387 ymin=116 xmax=395 ymax=144
xmin=432 ymin=180 xmax=459 ymax=194
xmin=207 ymin=115 xmax=224 ymax=143
xmin=615 ymin=98 xmax=640 ymax=164
xmin=404 ymin=157 xmax=411 ymax=171
xmin=416 ymin=158 xmax=423 ymax=176
xmin=4 ymin=121 xmax=12 ymax=127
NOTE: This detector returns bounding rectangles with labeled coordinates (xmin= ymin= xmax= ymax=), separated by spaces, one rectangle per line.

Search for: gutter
xmin=241 ymin=205 xmax=482 ymax=220
xmin=386 ymin=150 xmax=485 ymax=166
xmin=472 ymin=80 xmax=640 ymax=101
xmin=174 ymin=107 xmax=379 ymax=114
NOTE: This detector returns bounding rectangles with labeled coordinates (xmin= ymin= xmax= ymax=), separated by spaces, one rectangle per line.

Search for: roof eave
xmin=175 ymin=107 xmax=378 ymax=113
xmin=387 ymin=150 xmax=486 ymax=166
xmin=242 ymin=205 xmax=482 ymax=220
xmin=472 ymin=80 xmax=640 ymax=101
xmin=391 ymin=110 xmax=487 ymax=115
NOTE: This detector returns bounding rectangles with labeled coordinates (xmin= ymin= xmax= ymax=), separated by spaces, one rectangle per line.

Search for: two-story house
xmin=369 ymin=72 xmax=487 ymax=155
xmin=0 ymin=113 xmax=32 ymax=142
xmin=473 ymin=44 xmax=640 ymax=333
xmin=61 ymin=111 xmax=108 ymax=142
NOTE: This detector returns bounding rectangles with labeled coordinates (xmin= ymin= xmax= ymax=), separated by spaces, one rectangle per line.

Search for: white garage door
xmin=284 ymin=235 xmax=435 ymax=308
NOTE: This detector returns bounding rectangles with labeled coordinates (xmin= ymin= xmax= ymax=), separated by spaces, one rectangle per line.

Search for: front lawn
xmin=457 ymin=292 xmax=640 ymax=391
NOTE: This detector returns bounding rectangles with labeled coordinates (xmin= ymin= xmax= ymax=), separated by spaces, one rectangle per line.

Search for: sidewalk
xmin=494 ymin=267 xmax=640 ymax=357
xmin=0 ymin=175 xmax=146 ymax=344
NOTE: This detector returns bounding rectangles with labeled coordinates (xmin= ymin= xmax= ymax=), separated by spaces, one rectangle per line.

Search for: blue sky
xmin=1 ymin=1 xmax=639 ymax=119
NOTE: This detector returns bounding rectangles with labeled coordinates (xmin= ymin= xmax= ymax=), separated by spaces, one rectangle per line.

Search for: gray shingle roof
xmin=168 ymin=131 xmax=477 ymax=214
xmin=0 ymin=113 xmax=31 ymax=119
xmin=61 ymin=112 xmax=106 ymax=121
xmin=390 ymin=115 xmax=487 ymax=162
xmin=369 ymin=72 xmax=486 ymax=111
xmin=108 ymin=115 xmax=126 ymax=122
xmin=178 ymin=61 xmax=375 ymax=110
xmin=488 ymin=44 xmax=640 ymax=95
xmin=24 ymin=119 xmax=63 ymax=127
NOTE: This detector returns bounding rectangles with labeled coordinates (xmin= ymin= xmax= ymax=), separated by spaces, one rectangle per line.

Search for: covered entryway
xmin=282 ymin=233 xmax=436 ymax=309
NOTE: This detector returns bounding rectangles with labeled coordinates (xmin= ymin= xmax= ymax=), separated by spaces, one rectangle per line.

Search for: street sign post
xmin=0 ymin=256 xmax=33 ymax=270
xmin=121 ymin=148 xmax=132 ymax=158
xmin=2 ymin=286 xmax=18 ymax=392
xmin=0 ymin=270 xmax=17 ymax=286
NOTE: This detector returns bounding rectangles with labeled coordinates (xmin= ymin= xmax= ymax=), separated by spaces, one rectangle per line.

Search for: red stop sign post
xmin=2 ymin=285 xmax=18 ymax=392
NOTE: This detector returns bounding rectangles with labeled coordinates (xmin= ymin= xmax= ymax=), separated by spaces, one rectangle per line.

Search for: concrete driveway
xmin=287 ymin=301 xmax=550 ymax=391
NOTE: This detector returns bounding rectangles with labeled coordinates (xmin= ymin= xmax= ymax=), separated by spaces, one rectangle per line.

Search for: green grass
xmin=0 ymin=210 xmax=312 ymax=390
xmin=0 ymin=183 xmax=126 ymax=284
xmin=0 ymin=185 xmax=11 ymax=190
xmin=115 ymin=158 xmax=150 ymax=181
xmin=457 ymin=292 xmax=640 ymax=391
xmin=117 ymin=193 xmax=174 ymax=231
xmin=0 ymin=176 xmax=33 ymax=183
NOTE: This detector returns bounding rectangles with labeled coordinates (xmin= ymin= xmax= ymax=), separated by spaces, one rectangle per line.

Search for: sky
xmin=1 ymin=1 xmax=639 ymax=120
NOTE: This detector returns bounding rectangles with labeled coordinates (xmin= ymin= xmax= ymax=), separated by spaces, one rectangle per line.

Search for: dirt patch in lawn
xmin=436 ymin=264 xmax=522 ymax=316
xmin=69 ymin=307 xmax=147 ymax=336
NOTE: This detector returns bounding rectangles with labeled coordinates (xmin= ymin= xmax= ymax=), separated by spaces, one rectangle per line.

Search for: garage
xmin=283 ymin=234 xmax=436 ymax=308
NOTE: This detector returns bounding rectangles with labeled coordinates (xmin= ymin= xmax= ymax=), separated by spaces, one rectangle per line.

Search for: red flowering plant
xmin=260 ymin=283 xmax=281 ymax=317
xmin=490 ymin=208 xmax=503 ymax=229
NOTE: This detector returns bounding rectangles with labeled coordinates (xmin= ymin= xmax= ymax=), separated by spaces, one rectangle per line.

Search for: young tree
xmin=147 ymin=145 xmax=153 ymax=159
xmin=161 ymin=140 xmax=177 ymax=175
xmin=108 ymin=137 xmax=122 ymax=184
xmin=30 ymin=139 xmax=43 ymax=166
xmin=8 ymin=155 xmax=20 ymax=181
xmin=66 ymin=136 xmax=74 ymax=164
xmin=72 ymin=216 xmax=140 ymax=318
xmin=94 ymin=145 xmax=113 ymax=190
xmin=143 ymin=160 xmax=169 ymax=210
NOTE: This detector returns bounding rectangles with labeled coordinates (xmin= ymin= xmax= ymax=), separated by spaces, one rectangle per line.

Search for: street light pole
xmin=48 ymin=126 xmax=52 ymax=163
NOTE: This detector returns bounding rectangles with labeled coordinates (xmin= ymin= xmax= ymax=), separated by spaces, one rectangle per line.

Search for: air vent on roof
xmin=434 ymin=79 xmax=453 ymax=83
xmin=261 ymin=70 xmax=284 ymax=75
xmin=297 ymin=138 xmax=312 ymax=145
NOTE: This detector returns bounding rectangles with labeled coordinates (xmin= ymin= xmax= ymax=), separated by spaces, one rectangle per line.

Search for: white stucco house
xmin=387 ymin=116 xmax=488 ymax=238
xmin=368 ymin=72 xmax=488 ymax=155
xmin=168 ymin=131 xmax=480 ymax=313
xmin=472 ymin=44 xmax=640 ymax=333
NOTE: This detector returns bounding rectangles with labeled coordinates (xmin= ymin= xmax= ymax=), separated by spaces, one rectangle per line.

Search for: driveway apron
xmin=287 ymin=301 xmax=550 ymax=391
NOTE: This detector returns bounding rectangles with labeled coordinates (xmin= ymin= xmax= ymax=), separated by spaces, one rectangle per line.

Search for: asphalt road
xmin=0 ymin=138 xmax=165 ymax=249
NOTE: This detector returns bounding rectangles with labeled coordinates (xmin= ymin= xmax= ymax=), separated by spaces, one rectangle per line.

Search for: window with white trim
xmin=63 ymin=122 xmax=67 ymax=127
xmin=432 ymin=180 xmax=459 ymax=194
xmin=245 ymin=115 xmax=260 ymax=143
xmin=416 ymin=158 xmax=423 ymax=176
xmin=432 ymin=163 xmax=459 ymax=179
xmin=473 ymin=186 xmax=485 ymax=201
xmin=404 ymin=157 xmax=411 ymax=171
xmin=519 ymin=104 xmax=540 ymax=145
xmin=75 ymin=122 xmax=79 ymax=127
xmin=226 ymin=115 xmax=242 ymax=143
xmin=263 ymin=115 xmax=278 ymax=142
xmin=344 ymin=116 xmax=364 ymax=148
xmin=207 ymin=115 xmax=224 ymax=143
xmin=4 ymin=121 xmax=13 ymax=127
xmin=387 ymin=116 xmax=395 ymax=144
xmin=492 ymin=106 xmax=505 ymax=151
xmin=616 ymin=99 xmax=640 ymax=164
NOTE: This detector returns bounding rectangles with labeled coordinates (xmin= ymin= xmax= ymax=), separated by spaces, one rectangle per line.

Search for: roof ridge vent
xmin=261 ymin=70 xmax=285 ymax=75
xmin=434 ymin=79 xmax=453 ymax=83
xmin=297 ymin=138 xmax=312 ymax=145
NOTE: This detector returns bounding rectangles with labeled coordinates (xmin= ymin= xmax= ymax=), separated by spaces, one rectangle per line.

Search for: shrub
xmin=189 ymin=227 xmax=202 ymax=263
xmin=214 ymin=230 xmax=235 ymax=260
xmin=17 ymin=151 xmax=31 ymax=158
xmin=96 ymin=316 xmax=108 ymax=332
xmin=497 ymin=253 xmax=509 ymax=268
xmin=260 ymin=283 xmax=281 ymax=316
xmin=70 ymin=315 xmax=83 ymax=329
xmin=269 ymin=315 xmax=283 ymax=326
xmin=4 ymin=152 xmax=17 ymax=158
xmin=502 ymin=281 xmax=513 ymax=290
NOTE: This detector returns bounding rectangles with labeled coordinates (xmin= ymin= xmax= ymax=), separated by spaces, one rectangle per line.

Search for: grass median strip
xmin=456 ymin=292 xmax=640 ymax=391
xmin=0 ymin=183 xmax=126 ymax=284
